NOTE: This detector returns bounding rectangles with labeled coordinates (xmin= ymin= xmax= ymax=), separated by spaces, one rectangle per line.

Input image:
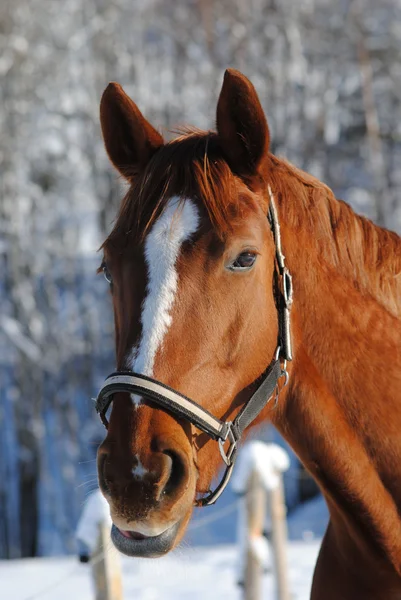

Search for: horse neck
xmin=271 ymin=173 xmax=401 ymax=572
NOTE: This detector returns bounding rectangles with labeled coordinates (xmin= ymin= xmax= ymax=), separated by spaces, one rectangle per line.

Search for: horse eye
xmin=230 ymin=252 xmax=257 ymax=271
xmin=102 ymin=263 xmax=112 ymax=284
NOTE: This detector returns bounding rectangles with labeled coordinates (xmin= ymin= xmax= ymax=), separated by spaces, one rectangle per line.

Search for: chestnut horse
xmin=96 ymin=69 xmax=401 ymax=599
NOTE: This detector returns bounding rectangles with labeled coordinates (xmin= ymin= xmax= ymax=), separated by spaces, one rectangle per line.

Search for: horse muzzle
xmin=111 ymin=520 xmax=182 ymax=557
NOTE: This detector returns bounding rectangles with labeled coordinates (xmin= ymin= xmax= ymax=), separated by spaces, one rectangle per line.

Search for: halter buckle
xmin=218 ymin=423 xmax=237 ymax=467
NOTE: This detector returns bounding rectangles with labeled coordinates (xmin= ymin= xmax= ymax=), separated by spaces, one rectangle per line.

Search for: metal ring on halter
xmin=218 ymin=423 xmax=237 ymax=467
xmin=281 ymin=369 xmax=290 ymax=387
xmin=274 ymin=346 xmax=290 ymax=387
xmin=275 ymin=347 xmax=289 ymax=380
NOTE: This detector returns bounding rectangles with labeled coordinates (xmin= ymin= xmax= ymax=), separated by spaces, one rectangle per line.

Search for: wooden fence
xmin=232 ymin=441 xmax=291 ymax=600
xmin=92 ymin=523 xmax=123 ymax=600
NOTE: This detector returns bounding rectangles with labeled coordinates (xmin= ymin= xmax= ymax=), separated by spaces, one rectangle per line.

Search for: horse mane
xmin=104 ymin=129 xmax=239 ymax=247
xmin=268 ymin=155 xmax=401 ymax=318
xmin=105 ymin=128 xmax=401 ymax=317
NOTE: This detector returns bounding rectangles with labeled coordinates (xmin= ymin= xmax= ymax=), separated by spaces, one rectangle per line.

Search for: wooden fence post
xmin=244 ymin=469 xmax=267 ymax=600
xmin=92 ymin=522 xmax=123 ymax=600
xmin=269 ymin=473 xmax=290 ymax=600
xmin=233 ymin=442 xmax=291 ymax=600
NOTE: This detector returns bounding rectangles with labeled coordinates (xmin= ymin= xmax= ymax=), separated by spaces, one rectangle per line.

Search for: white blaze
xmin=131 ymin=456 xmax=148 ymax=479
xmin=129 ymin=197 xmax=200 ymax=378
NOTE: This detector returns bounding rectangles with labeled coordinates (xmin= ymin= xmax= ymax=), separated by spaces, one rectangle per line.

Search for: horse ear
xmin=100 ymin=82 xmax=163 ymax=179
xmin=216 ymin=69 xmax=270 ymax=177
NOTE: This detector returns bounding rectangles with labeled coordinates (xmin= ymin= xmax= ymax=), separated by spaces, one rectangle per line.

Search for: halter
xmin=95 ymin=186 xmax=293 ymax=506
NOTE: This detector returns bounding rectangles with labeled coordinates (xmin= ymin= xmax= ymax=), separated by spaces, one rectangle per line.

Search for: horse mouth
xmin=111 ymin=522 xmax=181 ymax=557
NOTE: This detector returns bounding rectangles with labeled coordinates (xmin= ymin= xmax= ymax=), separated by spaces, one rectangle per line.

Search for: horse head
xmin=97 ymin=69 xmax=285 ymax=557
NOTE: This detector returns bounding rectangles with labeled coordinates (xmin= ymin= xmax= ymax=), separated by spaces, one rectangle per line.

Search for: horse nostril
xmin=162 ymin=450 xmax=188 ymax=498
xmin=97 ymin=450 xmax=111 ymax=495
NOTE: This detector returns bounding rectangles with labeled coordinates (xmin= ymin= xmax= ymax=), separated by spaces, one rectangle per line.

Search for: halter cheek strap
xmin=268 ymin=185 xmax=293 ymax=363
xmin=95 ymin=189 xmax=293 ymax=506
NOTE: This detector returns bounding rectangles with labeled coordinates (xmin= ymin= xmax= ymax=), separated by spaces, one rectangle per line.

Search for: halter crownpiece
xmin=95 ymin=187 xmax=293 ymax=506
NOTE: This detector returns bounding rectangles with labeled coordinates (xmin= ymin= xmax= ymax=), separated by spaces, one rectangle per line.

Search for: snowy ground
xmin=0 ymin=539 xmax=321 ymax=600
xmin=1 ymin=494 xmax=328 ymax=600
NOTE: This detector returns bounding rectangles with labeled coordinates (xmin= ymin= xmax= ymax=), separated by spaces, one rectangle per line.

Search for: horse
xmin=95 ymin=68 xmax=401 ymax=599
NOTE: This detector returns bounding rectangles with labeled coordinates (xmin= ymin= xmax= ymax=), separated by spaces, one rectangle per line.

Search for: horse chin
xmin=110 ymin=520 xmax=183 ymax=558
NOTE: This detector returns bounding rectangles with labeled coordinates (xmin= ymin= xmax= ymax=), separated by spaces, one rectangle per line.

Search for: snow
xmin=0 ymin=540 xmax=321 ymax=600
xmin=0 ymin=316 xmax=42 ymax=363
xmin=76 ymin=489 xmax=111 ymax=553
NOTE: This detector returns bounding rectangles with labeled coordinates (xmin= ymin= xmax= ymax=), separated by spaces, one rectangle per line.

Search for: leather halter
xmin=95 ymin=186 xmax=293 ymax=506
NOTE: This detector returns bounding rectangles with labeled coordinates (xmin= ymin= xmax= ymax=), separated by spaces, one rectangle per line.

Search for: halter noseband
xmin=95 ymin=186 xmax=293 ymax=506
